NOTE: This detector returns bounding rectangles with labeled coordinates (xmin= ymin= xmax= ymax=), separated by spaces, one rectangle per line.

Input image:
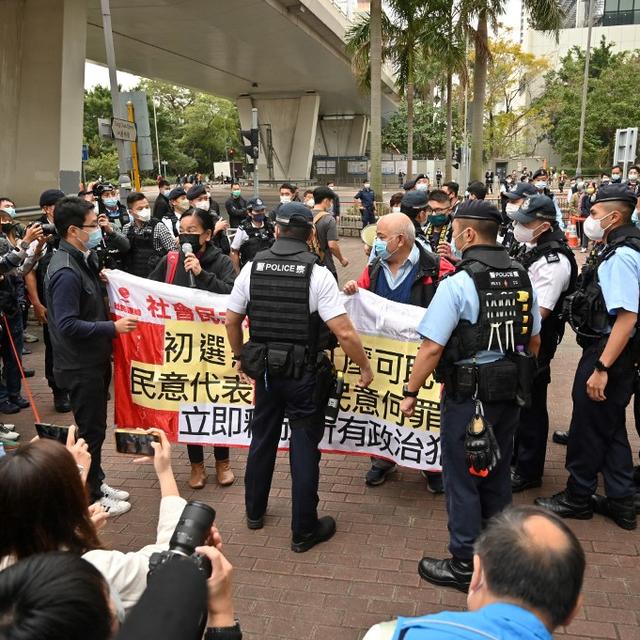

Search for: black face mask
xmin=178 ymin=233 xmax=201 ymax=252
xmin=1 ymin=223 xmax=13 ymax=234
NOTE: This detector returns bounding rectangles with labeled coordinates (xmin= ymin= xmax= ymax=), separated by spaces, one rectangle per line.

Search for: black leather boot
xmin=535 ymin=489 xmax=593 ymax=520
xmin=592 ymin=494 xmax=637 ymax=530
xmin=418 ymin=556 xmax=473 ymax=592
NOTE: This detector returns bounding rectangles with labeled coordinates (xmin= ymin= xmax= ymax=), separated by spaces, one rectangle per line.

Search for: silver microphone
xmin=181 ymin=243 xmax=197 ymax=288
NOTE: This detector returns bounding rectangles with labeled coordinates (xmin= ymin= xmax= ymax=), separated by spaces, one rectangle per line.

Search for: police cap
xmin=186 ymin=184 xmax=207 ymax=200
xmin=39 ymin=189 xmax=65 ymax=207
xmin=453 ymin=199 xmax=502 ymax=224
xmin=504 ymin=182 xmax=537 ymax=200
xmin=400 ymin=190 xmax=429 ymax=218
xmin=509 ymin=194 xmax=556 ymax=223
xmin=275 ymin=202 xmax=313 ymax=226
xmin=531 ymin=168 xmax=549 ymax=180
xmin=592 ymin=183 xmax=638 ymax=207
xmin=247 ymin=197 xmax=266 ymax=211
xmin=167 ymin=187 xmax=186 ymax=201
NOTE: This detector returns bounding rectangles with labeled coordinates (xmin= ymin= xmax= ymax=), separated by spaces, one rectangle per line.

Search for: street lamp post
xmin=576 ymin=0 xmax=595 ymax=176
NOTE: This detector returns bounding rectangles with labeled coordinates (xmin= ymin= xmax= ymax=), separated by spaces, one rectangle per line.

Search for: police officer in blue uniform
xmin=536 ymin=184 xmax=640 ymax=531
xmin=400 ymin=200 xmax=541 ymax=591
xmin=225 ymin=202 xmax=374 ymax=552
xmin=508 ymin=195 xmax=577 ymax=492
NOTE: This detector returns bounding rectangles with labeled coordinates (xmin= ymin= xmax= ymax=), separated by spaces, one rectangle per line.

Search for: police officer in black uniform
xmin=508 ymin=195 xmax=577 ymax=491
xmin=229 ymin=197 xmax=275 ymax=272
xmin=400 ymin=200 xmax=541 ymax=591
xmin=536 ymin=184 xmax=640 ymax=530
xmin=400 ymin=190 xmax=430 ymax=248
xmin=225 ymin=202 xmax=374 ymax=552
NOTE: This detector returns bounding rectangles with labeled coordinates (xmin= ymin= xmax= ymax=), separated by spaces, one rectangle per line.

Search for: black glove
xmin=464 ymin=410 xmax=501 ymax=476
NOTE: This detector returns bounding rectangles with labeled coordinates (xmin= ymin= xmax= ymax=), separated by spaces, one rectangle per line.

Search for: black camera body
xmin=40 ymin=223 xmax=57 ymax=236
xmin=148 ymin=501 xmax=216 ymax=580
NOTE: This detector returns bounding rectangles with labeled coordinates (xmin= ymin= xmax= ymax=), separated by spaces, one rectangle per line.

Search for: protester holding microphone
xmin=149 ymin=208 xmax=237 ymax=489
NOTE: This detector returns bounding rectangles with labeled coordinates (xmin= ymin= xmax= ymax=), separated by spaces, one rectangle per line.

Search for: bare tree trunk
xmin=369 ymin=0 xmax=383 ymax=210
xmin=470 ymin=10 xmax=488 ymax=182
xmin=445 ymin=71 xmax=453 ymax=181
xmin=406 ymin=80 xmax=414 ymax=180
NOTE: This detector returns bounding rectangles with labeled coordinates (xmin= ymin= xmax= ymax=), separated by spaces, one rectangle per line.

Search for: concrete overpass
xmin=1 ymin=0 xmax=399 ymax=205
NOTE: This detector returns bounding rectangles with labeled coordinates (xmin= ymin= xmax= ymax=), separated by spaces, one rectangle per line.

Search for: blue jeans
xmin=0 ymin=311 xmax=24 ymax=402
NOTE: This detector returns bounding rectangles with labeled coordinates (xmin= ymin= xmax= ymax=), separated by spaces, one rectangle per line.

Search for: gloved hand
xmin=464 ymin=410 xmax=501 ymax=476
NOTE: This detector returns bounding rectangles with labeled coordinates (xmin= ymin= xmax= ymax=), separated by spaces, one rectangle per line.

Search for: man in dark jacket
xmin=152 ymin=179 xmax=172 ymax=220
xmin=229 ymin=197 xmax=274 ymax=272
xmin=46 ymin=196 xmax=138 ymax=514
xmin=343 ymin=212 xmax=454 ymax=490
xmin=224 ymin=183 xmax=248 ymax=228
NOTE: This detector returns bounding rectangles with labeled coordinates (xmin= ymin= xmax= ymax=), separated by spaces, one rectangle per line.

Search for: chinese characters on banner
xmin=106 ymin=270 xmax=442 ymax=471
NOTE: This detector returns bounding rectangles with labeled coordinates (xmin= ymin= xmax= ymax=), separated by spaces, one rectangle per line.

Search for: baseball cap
xmin=504 ymin=182 xmax=538 ymax=200
xmin=168 ymin=187 xmax=186 ymax=201
xmin=400 ymin=190 xmax=429 ymax=218
xmin=39 ymin=189 xmax=65 ymax=208
xmin=275 ymin=202 xmax=313 ymax=225
xmin=186 ymin=184 xmax=207 ymax=200
xmin=453 ymin=199 xmax=502 ymax=224
xmin=247 ymin=197 xmax=266 ymax=211
xmin=592 ymin=183 xmax=638 ymax=207
xmin=508 ymin=194 xmax=557 ymax=223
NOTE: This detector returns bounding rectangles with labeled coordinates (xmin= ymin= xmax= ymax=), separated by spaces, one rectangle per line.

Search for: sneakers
xmin=0 ymin=423 xmax=19 ymax=441
xmin=0 ymin=400 xmax=20 ymax=415
xmin=97 ymin=495 xmax=131 ymax=517
xmin=9 ymin=396 xmax=30 ymax=409
xmin=365 ymin=462 xmax=397 ymax=486
xmin=552 ymin=430 xmax=569 ymax=445
xmin=101 ymin=483 xmax=130 ymax=502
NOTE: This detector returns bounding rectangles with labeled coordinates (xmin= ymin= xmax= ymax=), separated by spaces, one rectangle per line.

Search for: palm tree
xmin=460 ymin=0 xmax=563 ymax=180
xmin=370 ymin=0 xmax=383 ymax=202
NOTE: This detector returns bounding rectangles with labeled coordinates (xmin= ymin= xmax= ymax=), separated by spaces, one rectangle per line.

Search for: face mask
xmin=586 ymin=188 xmax=595 ymax=195
xmin=391 ymin=206 xmax=401 ymax=213
xmin=464 ymin=191 xmax=470 ymax=198
xmin=453 ymin=227 xmax=470 ymax=256
xmin=195 ymin=199 xmax=210 ymax=211
xmin=630 ymin=172 xmax=639 ymax=181
xmin=505 ymin=202 xmax=520 ymax=217
xmin=178 ymin=233 xmax=201 ymax=252
xmin=534 ymin=181 xmax=547 ymax=190
xmin=252 ymin=214 xmax=265 ymax=223
xmin=427 ymin=213 xmax=448 ymax=227
xmin=1 ymin=223 xmax=12 ymax=234
xmin=364 ymin=183 xmax=370 ymax=189
xmin=232 ymin=190 xmax=241 ymax=197
xmin=136 ymin=207 xmax=151 ymax=222
xmin=86 ymin=228 xmax=103 ymax=250
xmin=1 ymin=207 xmax=15 ymax=219
xmin=611 ymin=174 xmax=622 ymax=183
xmin=513 ymin=222 xmax=544 ymax=244
xmin=163 ymin=190 xmax=172 ymax=197
xmin=103 ymin=197 xmax=118 ymax=208
xmin=305 ymin=198 xmax=314 ymax=208
xmin=416 ymin=182 xmax=428 ymax=191
xmin=583 ymin=212 xmax=614 ymax=241
xmin=601 ymin=178 xmax=610 ymax=185
xmin=175 ymin=199 xmax=190 ymax=213
xmin=373 ymin=236 xmax=398 ymax=261
xmin=280 ymin=195 xmax=291 ymax=204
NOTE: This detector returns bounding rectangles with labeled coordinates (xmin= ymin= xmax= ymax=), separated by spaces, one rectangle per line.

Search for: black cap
xmin=504 ymin=182 xmax=537 ymax=200
xmin=593 ymin=183 xmax=638 ymax=207
xmin=247 ymin=197 xmax=266 ymax=211
xmin=275 ymin=202 xmax=313 ymax=225
xmin=400 ymin=190 xmax=429 ymax=217
xmin=39 ymin=189 xmax=65 ymax=207
xmin=509 ymin=194 xmax=557 ymax=223
xmin=453 ymin=199 xmax=502 ymax=224
xmin=531 ymin=168 xmax=549 ymax=180
xmin=93 ymin=182 xmax=116 ymax=197
xmin=186 ymin=184 xmax=207 ymax=200
xmin=403 ymin=179 xmax=417 ymax=191
xmin=168 ymin=187 xmax=186 ymax=201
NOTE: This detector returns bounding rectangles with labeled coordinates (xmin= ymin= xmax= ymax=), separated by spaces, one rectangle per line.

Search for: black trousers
xmin=245 ymin=370 xmax=324 ymax=537
xmin=566 ymin=344 xmax=635 ymax=499
xmin=43 ymin=324 xmax=64 ymax=395
xmin=514 ymin=370 xmax=550 ymax=481
xmin=187 ymin=444 xmax=229 ymax=464
xmin=440 ymin=393 xmax=519 ymax=561
xmin=55 ymin=362 xmax=111 ymax=502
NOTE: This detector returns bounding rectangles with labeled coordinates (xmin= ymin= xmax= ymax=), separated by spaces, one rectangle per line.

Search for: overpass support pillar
xmin=237 ymin=94 xmax=320 ymax=182
xmin=316 ymin=115 xmax=369 ymax=157
xmin=0 ymin=0 xmax=86 ymax=206
xmin=346 ymin=115 xmax=369 ymax=156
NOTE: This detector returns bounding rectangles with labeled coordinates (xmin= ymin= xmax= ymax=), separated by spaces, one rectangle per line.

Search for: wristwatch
xmin=594 ymin=359 xmax=610 ymax=373
xmin=402 ymin=383 xmax=419 ymax=398
xmin=204 ymin=622 xmax=242 ymax=640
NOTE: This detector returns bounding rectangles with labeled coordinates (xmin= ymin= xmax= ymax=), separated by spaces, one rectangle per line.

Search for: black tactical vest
xmin=564 ymin=224 xmax=640 ymax=346
xmin=513 ymin=228 xmax=578 ymax=369
xmin=437 ymin=245 xmax=533 ymax=376
xmin=239 ymin=220 xmax=275 ymax=267
xmin=124 ymin=219 xmax=162 ymax=278
xmin=248 ymin=238 xmax=336 ymax=353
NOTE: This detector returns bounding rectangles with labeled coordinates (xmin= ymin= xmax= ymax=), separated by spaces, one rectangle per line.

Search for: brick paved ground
xmin=7 ymin=235 xmax=640 ymax=640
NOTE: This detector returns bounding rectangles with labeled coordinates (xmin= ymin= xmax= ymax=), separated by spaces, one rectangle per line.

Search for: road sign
xmin=98 ymin=118 xmax=113 ymax=140
xmin=614 ymin=128 xmax=638 ymax=166
xmin=111 ymin=117 xmax=137 ymax=142
xmin=81 ymin=144 xmax=89 ymax=162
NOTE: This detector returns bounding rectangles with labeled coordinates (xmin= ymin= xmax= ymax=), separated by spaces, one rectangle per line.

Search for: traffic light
xmin=229 ymin=148 xmax=235 ymax=158
xmin=241 ymin=128 xmax=259 ymax=160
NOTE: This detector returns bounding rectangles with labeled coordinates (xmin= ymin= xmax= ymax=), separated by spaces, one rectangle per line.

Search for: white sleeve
xmin=311 ymin=264 xmax=346 ymax=322
xmin=226 ymin=262 xmax=252 ymax=314
xmin=231 ymin=228 xmax=247 ymax=251
xmin=529 ymin=255 xmax=572 ymax=311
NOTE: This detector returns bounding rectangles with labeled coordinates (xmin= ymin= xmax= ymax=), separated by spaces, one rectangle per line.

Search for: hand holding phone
xmin=114 ymin=429 xmax=160 ymax=456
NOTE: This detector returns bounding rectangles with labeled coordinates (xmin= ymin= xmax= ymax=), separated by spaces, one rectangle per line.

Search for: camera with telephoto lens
xmin=40 ymin=223 xmax=57 ymax=236
xmin=147 ymin=501 xmax=216 ymax=579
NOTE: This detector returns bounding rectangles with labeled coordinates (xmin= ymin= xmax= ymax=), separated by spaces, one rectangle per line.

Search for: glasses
xmin=425 ymin=206 xmax=451 ymax=214
xmin=81 ymin=224 xmax=100 ymax=230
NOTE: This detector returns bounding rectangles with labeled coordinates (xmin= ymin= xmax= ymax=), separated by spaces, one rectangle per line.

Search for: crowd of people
xmin=0 ymin=164 xmax=638 ymax=638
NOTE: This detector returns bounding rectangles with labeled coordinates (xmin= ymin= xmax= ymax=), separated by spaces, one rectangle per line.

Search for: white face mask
xmin=416 ymin=182 xmax=429 ymax=191
xmin=629 ymin=172 xmax=638 ymax=181
xmin=195 ymin=198 xmax=210 ymax=211
xmin=136 ymin=207 xmax=151 ymax=222
xmin=513 ymin=221 xmax=545 ymax=244
xmin=534 ymin=181 xmax=547 ymax=190
xmin=305 ymin=198 xmax=314 ymax=208
xmin=364 ymin=183 xmax=371 ymax=189
xmin=163 ymin=189 xmax=171 ymax=197
xmin=505 ymin=202 xmax=521 ymax=217
xmin=280 ymin=195 xmax=291 ymax=204
xmin=391 ymin=206 xmax=401 ymax=213
xmin=583 ymin=212 xmax=614 ymax=241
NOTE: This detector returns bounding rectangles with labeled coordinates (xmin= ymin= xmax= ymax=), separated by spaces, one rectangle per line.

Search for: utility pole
xmin=576 ymin=0 xmax=595 ymax=175
xmin=252 ymin=107 xmax=259 ymax=197
xmin=152 ymin=96 xmax=162 ymax=177
xmin=127 ymin=101 xmax=141 ymax=191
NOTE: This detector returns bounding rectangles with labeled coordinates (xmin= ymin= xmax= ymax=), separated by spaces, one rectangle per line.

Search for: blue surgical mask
xmin=86 ymin=228 xmax=103 ymax=250
xmin=611 ymin=174 xmax=622 ymax=183
xmin=1 ymin=207 xmax=16 ymax=219
xmin=534 ymin=181 xmax=547 ymax=190
xmin=373 ymin=236 xmax=399 ymax=261
xmin=103 ymin=197 xmax=118 ymax=208
xmin=253 ymin=214 xmax=265 ymax=223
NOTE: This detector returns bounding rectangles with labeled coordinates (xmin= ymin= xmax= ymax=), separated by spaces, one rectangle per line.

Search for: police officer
xmin=354 ymin=180 xmax=376 ymax=228
xmin=400 ymin=200 xmax=541 ymax=591
xmin=229 ymin=197 xmax=275 ymax=272
xmin=536 ymin=184 xmax=640 ymax=531
xmin=95 ymin=183 xmax=129 ymax=229
xmin=500 ymin=182 xmax=537 ymax=249
xmin=508 ymin=195 xmax=577 ymax=492
xmin=225 ymin=202 xmax=374 ymax=552
xmin=400 ymin=190 xmax=430 ymax=249
xmin=531 ymin=169 xmax=564 ymax=229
